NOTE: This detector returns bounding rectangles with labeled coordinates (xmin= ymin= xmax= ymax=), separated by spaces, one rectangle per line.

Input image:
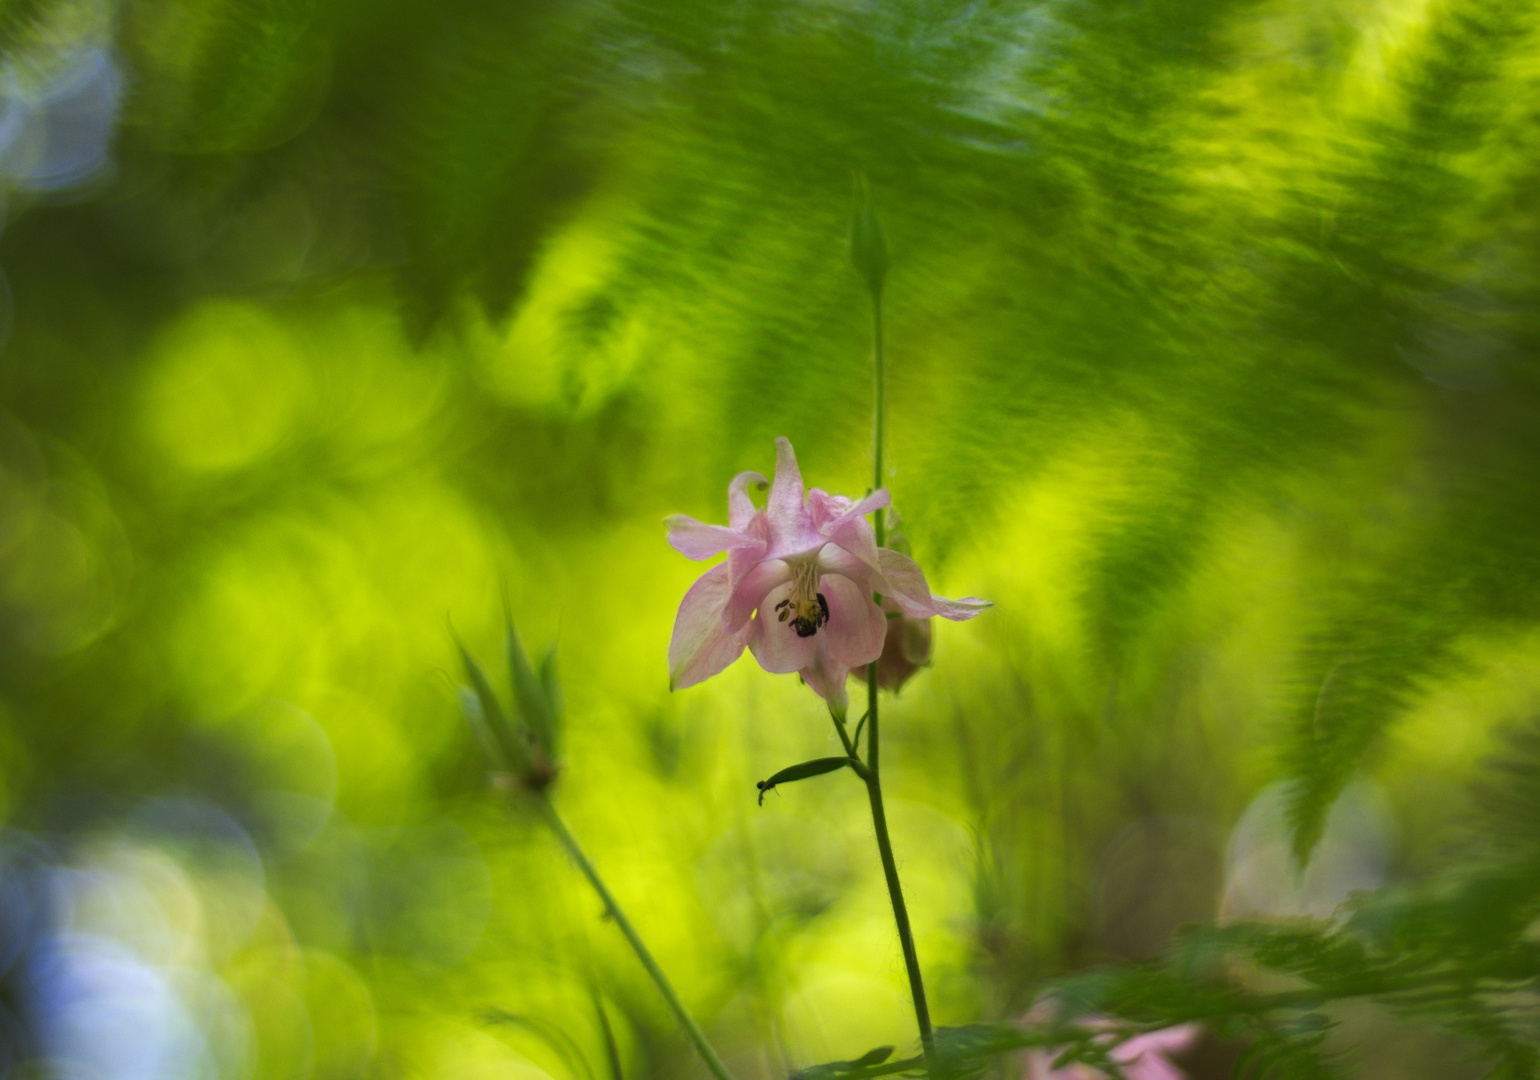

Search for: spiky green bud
xmin=849 ymin=174 xmax=889 ymax=299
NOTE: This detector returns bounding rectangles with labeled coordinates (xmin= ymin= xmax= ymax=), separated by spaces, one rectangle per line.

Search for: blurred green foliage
xmin=3 ymin=0 xmax=1540 ymax=1076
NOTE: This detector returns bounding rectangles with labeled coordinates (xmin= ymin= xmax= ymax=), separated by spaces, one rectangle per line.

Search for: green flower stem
xmin=535 ymin=795 xmax=736 ymax=1080
xmin=861 ymin=277 xmax=937 ymax=1074
xmin=861 ymin=675 xmax=936 ymax=1072
xmin=872 ymin=289 xmax=887 ymax=549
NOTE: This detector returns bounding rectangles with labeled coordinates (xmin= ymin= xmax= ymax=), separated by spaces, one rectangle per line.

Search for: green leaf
xmin=757 ymin=757 xmax=851 ymax=803
xmin=930 ymin=1025 xmax=1027 ymax=1080
xmin=539 ymin=644 xmax=564 ymax=743
xmin=459 ymin=641 xmax=531 ymax=775
xmin=457 ymin=686 xmax=502 ymax=770
xmin=132 ymin=0 xmax=331 ymax=154
xmin=762 ymin=757 xmax=852 ymax=785
xmin=593 ymin=991 xmax=624 ymax=1080
xmin=788 ymin=1063 xmax=858 ymax=1080
xmin=484 ymin=1010 xmax=599 ymax=1080
xmin=505 ymin=614 xmax=558 ymax=758
xmin=788 ymin=1046 xmax=900 ymax=1080
xmin=852 ymin=1048 xmax=894 ymax=1068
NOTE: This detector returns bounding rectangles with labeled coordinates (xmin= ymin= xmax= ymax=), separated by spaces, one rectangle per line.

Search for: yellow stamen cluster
xmin=774 ymin=557 xmax=829 ymax=638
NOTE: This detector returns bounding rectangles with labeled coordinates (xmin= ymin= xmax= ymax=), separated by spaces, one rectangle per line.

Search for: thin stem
xmin=536 ymin=796 xmax=736 ymax=1080
xmin=828 ymin=710 xmax=871 ymax=781
xmin=863 ymin=281 xmax=936 ymax=1071
xmin=832 ymin=710 xmax=859 ymax=760
xmin=851 ymin=709 xmax=869 ymax=755
xmin=864 ymin=674 xmax=936 ymax=1068
xmin=872 ymin=288 xmax=886 ymax=547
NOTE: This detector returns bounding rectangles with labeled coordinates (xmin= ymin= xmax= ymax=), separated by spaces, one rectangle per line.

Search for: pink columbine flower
xmin=666 ymin=437 xmax=988 ymax=712
xmin=1023 ymin=1022 xmax=1200 ymax=1080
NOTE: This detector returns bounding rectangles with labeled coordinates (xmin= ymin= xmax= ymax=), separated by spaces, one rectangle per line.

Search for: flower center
xmin=774 ymin=557 xmax=829 ymax=638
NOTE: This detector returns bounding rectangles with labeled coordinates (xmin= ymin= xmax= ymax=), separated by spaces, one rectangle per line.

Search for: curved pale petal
xmin=724 ymin=558 xmax=790 ymax=631
xmin=728 ymin=470 xmax=768 ymax=529
xmin=821 ymin=488 xmax=889 ymax=571
xmin=669 ymin=563 xmax=745 ymax=690
xmin=833 ymin=488 xmax=889 ymax=523
xmin=747 ymin=582 xmax=818 ymax=673
xmin=877 ymin=548 xmax=992 ymax=620
xmin=1114 ymin=1026 xmax=1201 ymax=1064
xmin=819 ymin=572 xmax=888 ymax=667
xmin=798 ymin=639 xmax=850 ymax=714
xmin=665 ymin=514 xmax=766 ymax=560
xmin=768 ymin=437 xmax=805 ymax=519
xmin=807 ymin=488 xmax=852 ymax=529
xmin=726 ymin=513 xmax=770 ymax=588
xmin=766 ymin=438 xmax=820 ymax=558
xmin=818 ymin=542 xmax=880 ymax=594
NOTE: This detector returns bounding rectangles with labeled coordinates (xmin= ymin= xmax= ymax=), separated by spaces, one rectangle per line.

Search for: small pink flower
xmin=1023 ymin=1023 xmax=1200 ymax=1080
xmin=666 ymin=438 xmax=988 ymax=712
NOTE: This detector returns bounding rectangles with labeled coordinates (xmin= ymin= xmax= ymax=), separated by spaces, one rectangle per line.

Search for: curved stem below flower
xmin=863 ymin=669 xmax=936 ymax=1075
xmin=536 ymin=796 xmax=737 ymax=1080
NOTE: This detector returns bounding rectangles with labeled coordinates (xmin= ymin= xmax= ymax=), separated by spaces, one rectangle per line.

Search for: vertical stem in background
xmin=872 ymin=288 xmax=887 ymax=550
xmin=537 ymin=797 xmax=737 ymax=1080
xmin=865 ymin=282 xmax=937 ymax=1071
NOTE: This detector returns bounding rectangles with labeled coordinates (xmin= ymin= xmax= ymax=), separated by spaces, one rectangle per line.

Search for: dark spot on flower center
xmin=775 ymin=593 xmax=830 ymax=637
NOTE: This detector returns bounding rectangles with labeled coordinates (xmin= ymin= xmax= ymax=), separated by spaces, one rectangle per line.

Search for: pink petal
xmin=727 ymin=514 xmax=771 ymax=587
xmin=877 ymin=548 xmax=991 ymax=621
xmin=723 ymin=558 xmax=790 ymax=631
xmin=819 ymin=572 xmax=888 ymax=668
xmin=768 ymin=437 xmax=805 ymax=519
xmin=1118 ymin=1051 xmax=1190 ymax=1080
xmin=798 ymin=638 xmax=850 ymax=712
xmin=746 ymin=582 xmax=817 ymax=673
xmin=821 ymin=488 xmax=889 ymax=572
xmin=766 ymin=438 xmax=820 ymax=558
xmin=668 ymin=563 xmax=745 ymax=690
xmin=1107 ymin=1026 xmax=1199 ymax=1080
xmin=807 ymin=488 xmax=852 ymax=529
xmin=728 ymin=470 xmax=768 ymax=529
xmin=665 ymin=514 xmax=767 ymax=560
xmin=1121 ymin=1022 xmax=1201 ymax=1066
xmin=833 ymin=488 xmax=890 ymax=522
xmin=818 ymin=542 xmax=879 ymax=593
xmin=1116 ymin=1026 xmax=1200 ymax=1059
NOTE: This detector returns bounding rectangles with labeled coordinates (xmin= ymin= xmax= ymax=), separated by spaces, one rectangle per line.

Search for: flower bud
xmin=457 ymin=620 xmax=562 ymax=793
xmin=853 ymin=595 xmax=932 ymax=692
xmin=856 ymin=513 xmax=933 ymax=692
xmin=849 ymin=174 xmax=889 ymax=299
xmin=506 ymin=617 xmax=560 ymax=761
